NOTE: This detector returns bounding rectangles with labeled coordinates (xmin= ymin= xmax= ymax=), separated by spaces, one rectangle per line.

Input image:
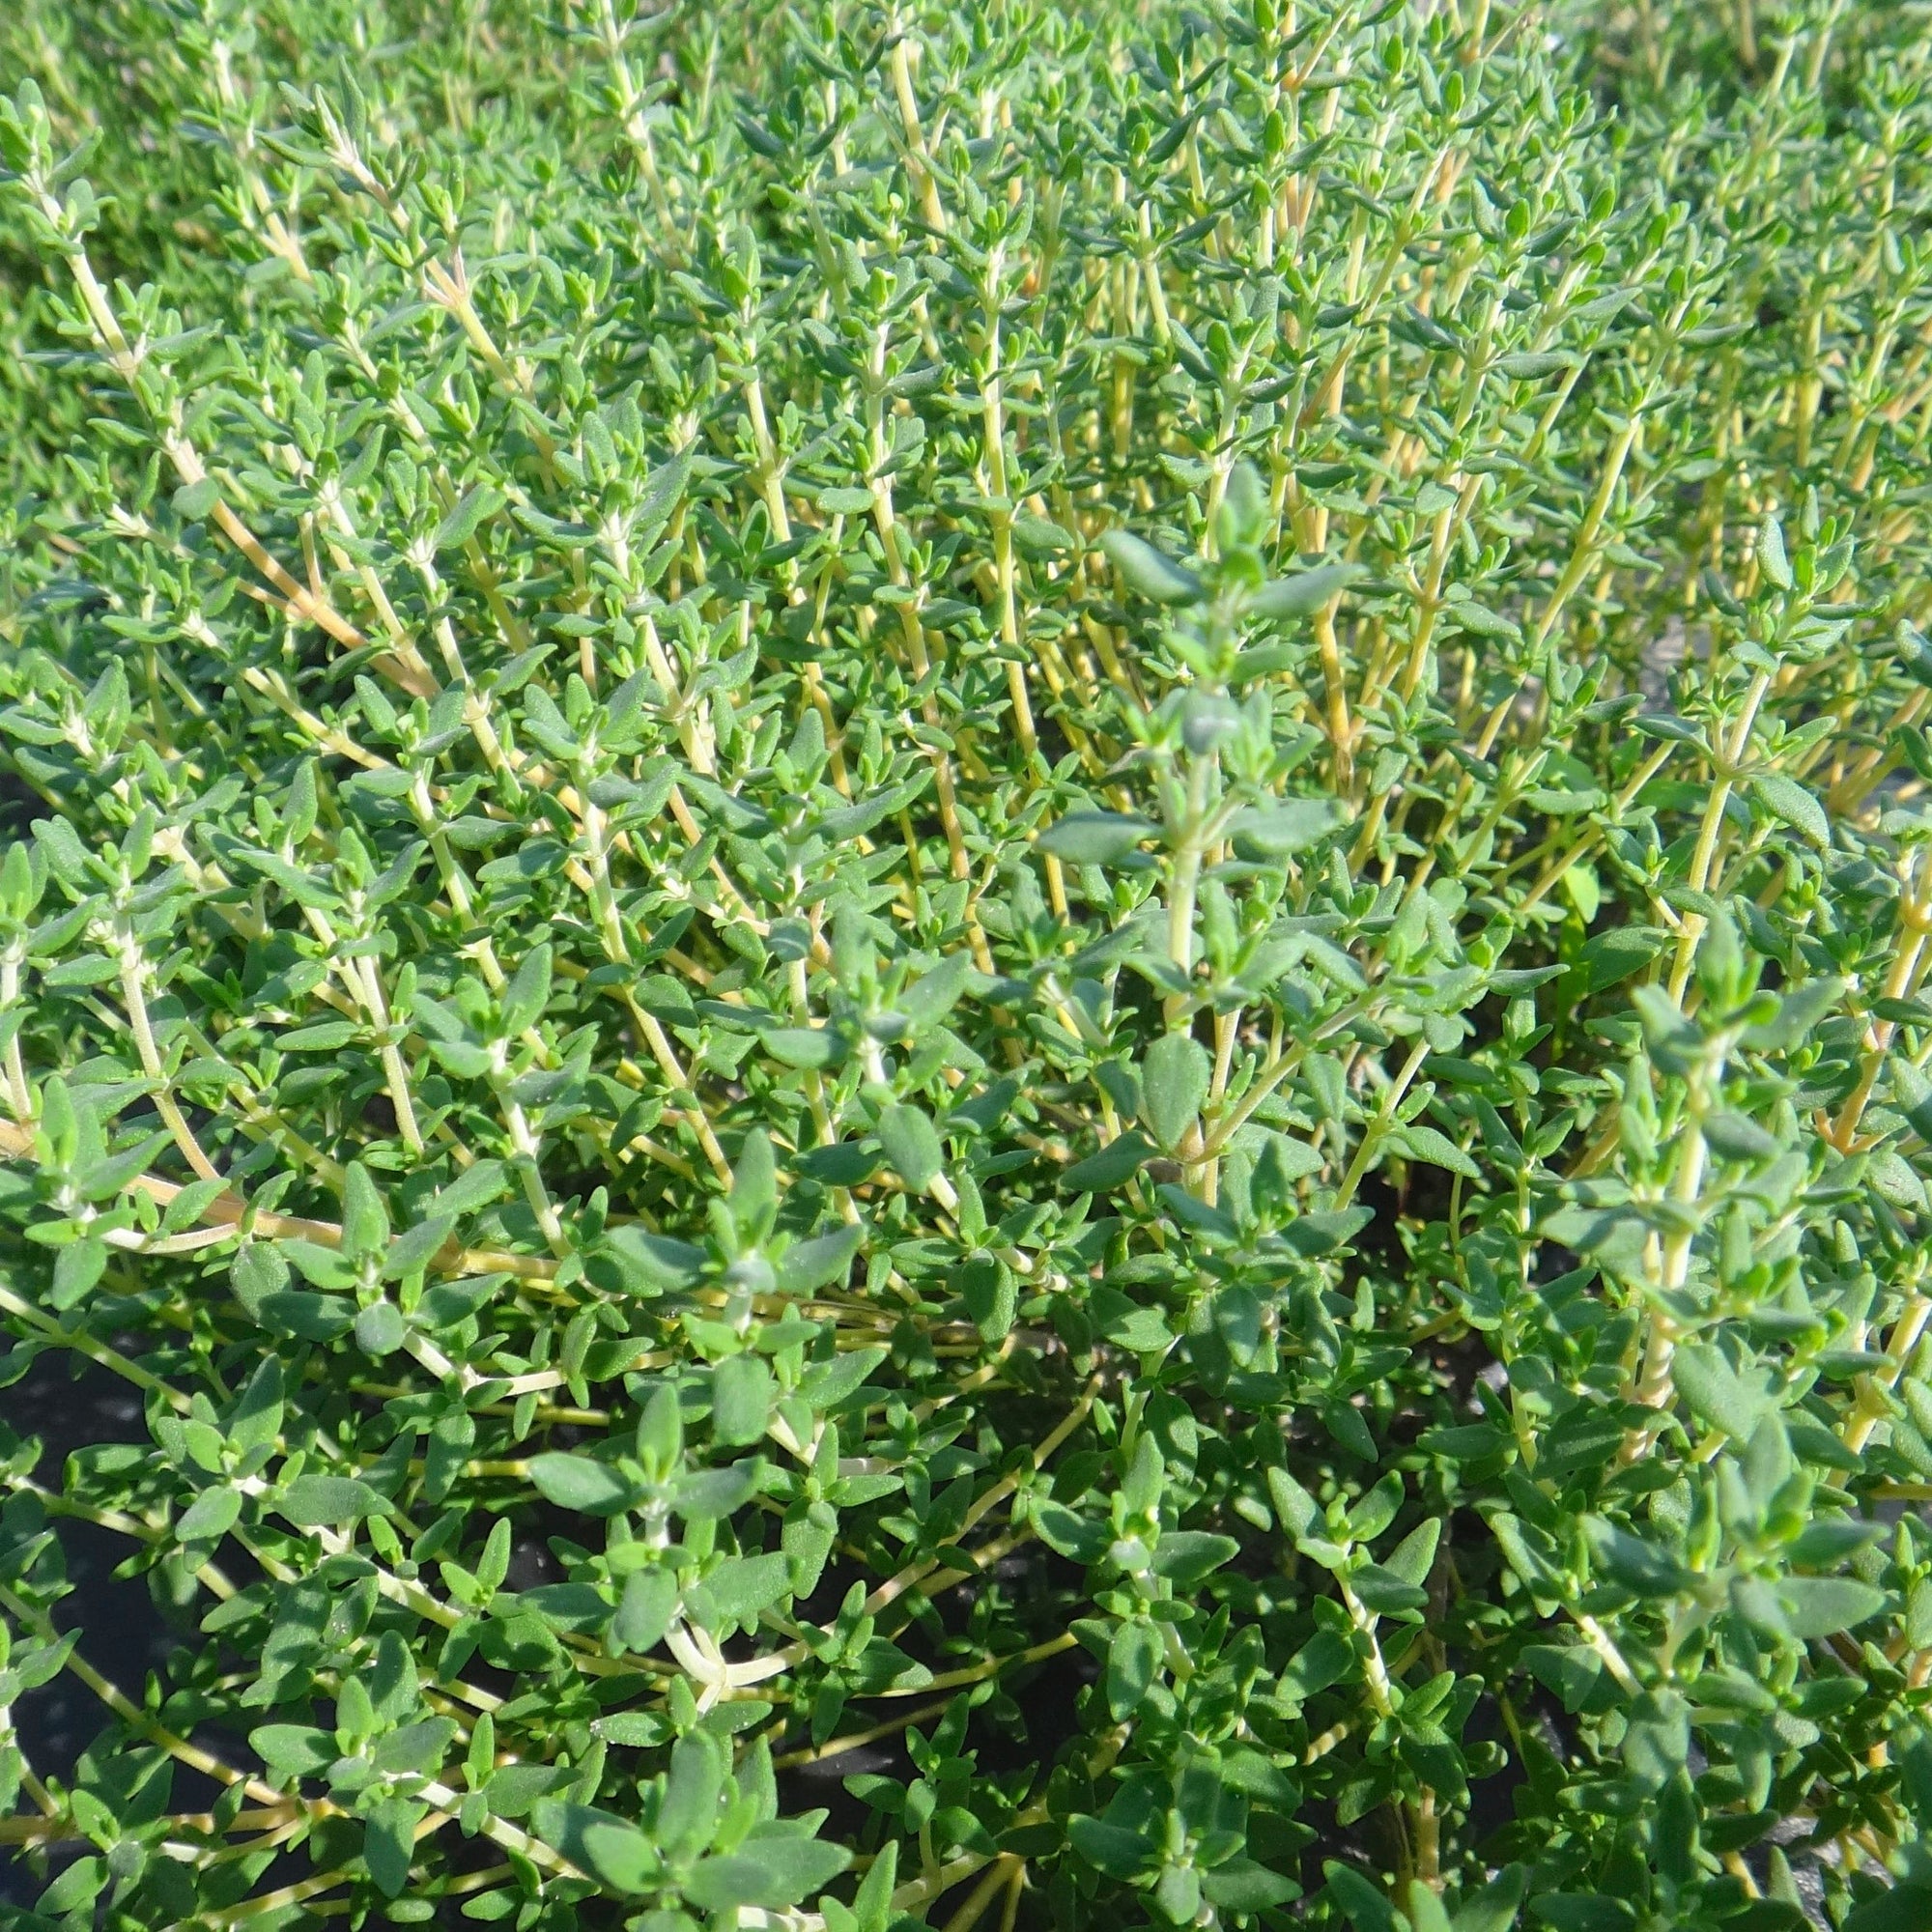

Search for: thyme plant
xmin=2 ymin=1 xmax=1932 ymax=1928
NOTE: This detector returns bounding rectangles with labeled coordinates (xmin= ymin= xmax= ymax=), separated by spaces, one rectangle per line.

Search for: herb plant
xmin=3 ymin=2 xmax=1932 ymax=1929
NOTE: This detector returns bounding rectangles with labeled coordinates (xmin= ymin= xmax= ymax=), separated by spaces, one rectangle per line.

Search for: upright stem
xmin=0 ymin=948 xmax=30 ymax=1121
xmin=889 ymin=20 xmax=947 ymax=234
xmin=1667 ymin=670 xmax=1771 ymax=1002
xmin=1333 ymin=1038 xmax=1432 ymax=1211
xmin=1164 ymin=753 xmax=1214 ymax=1029
xmin=118 ymin=938 xmax=221 ymax=1183
xmin=980 ymin=242 xmax=1038 ymax=771
xmin=1620 ymin=1045 xmax=1722 ymax=1461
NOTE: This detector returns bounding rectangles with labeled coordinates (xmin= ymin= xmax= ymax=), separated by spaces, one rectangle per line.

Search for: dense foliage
xmin=4 ymin=1 xmax=1932 ymax=1927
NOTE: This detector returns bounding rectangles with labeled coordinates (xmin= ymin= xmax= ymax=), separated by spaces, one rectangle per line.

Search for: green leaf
xmin=1443 ymin=600 xmax=1522 ymax=643
xmin=50 ymin=1236 xmax=108 ymax=1309
xmin=1569 ymin=925 xmax=1664 ymax=994
xmin=896 ymin=953 xmax=978 ymax=1032
xmin=1012 ymin=514 xmax=1077 ymax=555
xmin=1384 ymin=1519 xmax=1441 ymax=1589
xmin=1701 ymin=1112 xmax=1780 ymax=1164
xmin=1350 ymin=1564 xmax=1428 ymax=1614
xmin=1671 ymin=1343 xmax=1768 ymax=1440
xmin=1228 ymin=798 xmax=1347 ymax=854
xmin=172 ymin=477 xmax=221 ymax=521
xmin=764 ymin=1028 xmax=848 ymax=1069
xmin=1494 ymin=351 xmax=1577 ymax=378
xmin=177 ymin=1487 xmax=242 ymax=1542
xmin=1845 ymin=1888 xmax=1932 ymax=1932
xmin=1218 ymin=462 xmax=1268 ymax=549
xmin=712 ymin=1354 xmax=772 ymax=1447
xmin=355 ymin=1300 xmax=407 ymax=1356
xmin=1281 ymin=1629 xmax=1355 ymax=1700
xmin=1250 ymin=562 xmax=1362 ymax=619
xmin=1203 ymin=1861 xmax=1298 ymax=1913
xmin=683 ymin=1833 xmax=851 ymax=1910
xmin=1101 ymin=530 xmax=1204 ymax=605
xmin=1621 ymin=1689 xmax=1689 ymax=1789
xmin=1531 ymin=1897 xmax=1634 ymax=1932
xmin=249 ymin=1723 xmax=336 ymax=1776
xmin=1453 ymin=1865 xmax=1527 ymax=1932
xmin=527 ymin=1454 xmax=642 ymax=1517
xmin=1776 ymin=1577 xmax=1888 ymax=1639
xmin=517 ymin=1584 xmax=612 ymax=1634
xmin=1390 ymin=1124 xmax=1480 ymax=1179
xmin=434 ymin=1158 xmax=511 ymax=1221
xmin=500 ymin=943 xmax=553 ymax=1037
xmin=613 ymin=1568 xmax=678 ymax=1654
xmin=817 ymin=775 xmax=931 ymax=843
xmin=691 ymin=1551 xmax=790 ymax=1630
xmin=1107 ymin=1619 xmax=1162 ymax=1717
xmin=1061 ymin=1130 xmax=1153 ymax=1193
xmin=434 ymin=485 xmax=502 ymax=554
xmin=657 ymin=1731 xmax=724 ymax=1861
xmin=255 ymin=1291 xmax=355 ymax=1343
xmin=799 ymin=1346 xmax=889 ymax=1410
xmin=777 ymin=1222 xmax=865 ymax=1293
xmin=957 ymin=1255 xmax=1016 ymax=1341
xmin=530 ymin=1800 xmax=662 ymax=1894
xmin=1408 ymin=1882 xmax=1454 ymax=1932
xmin=1892 ymin=1057 xmax=1932 ymax=1142
xmin=376 ymin=1718 xmax=458 ymax=1775
xmin=1032 ymin=1500 xmax=1111 ymax=1563
xmin=817 ymin=487 xmax=875 ymax=515
xmin=277 ymin=1476 xmax=392 ymax=1526
xmin=1749 ymin=774 xmax=1830 ymax=848
xmin=1150 ymin=1531 xmax=1239 ymax=1586
xmin=279 ymin=1238 xmax=358 ymax=1293
xmin=229 ymin=1358 xmax=284 ymax=1452
xmin=877 ymin=1103 xmax=944 ymax=1191
xmin=1587 ymin=1520 xmax=1697 ymax=1598
xmin=672 ymin=1463 xmax=761 ymax=1520
xmin=598 ymin=1227 xmax=706 ymax=1296
xmin=485 ymin=1763 xmax=573 ymax=1818
xmin=1037 ymin=811 xmax=1158 ymax=865
xmin=1069 ymin=1814 xmax=1153 ymax=1880
xmin=1267 ymin=1465 xmax=1320 ymax=1538
xmin=1141 ymin=1033 xmax=1209 ymax=1152
xmin=1323 ymin=1860 xmax=1398 ymax=1932
xmin=341 ymin=1162 xmax=389 ymax=1259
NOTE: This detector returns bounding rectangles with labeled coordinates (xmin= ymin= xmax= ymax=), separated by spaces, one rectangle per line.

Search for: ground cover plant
xmin=4 ymin=0 xmax=1932 ymax=1925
